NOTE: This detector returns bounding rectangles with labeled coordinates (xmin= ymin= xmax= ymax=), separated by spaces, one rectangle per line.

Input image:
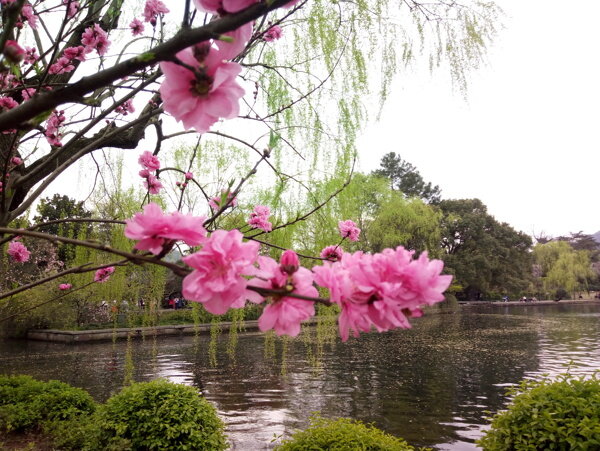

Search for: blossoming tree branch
xmin=0 ymin=0 xmax=498 ymax=339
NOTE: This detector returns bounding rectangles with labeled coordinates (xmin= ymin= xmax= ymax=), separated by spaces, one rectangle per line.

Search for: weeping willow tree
xmin=0 ymin=0 xmax=500 ymax=337
xmin=161 ymin=0 xmax=501 ymax=255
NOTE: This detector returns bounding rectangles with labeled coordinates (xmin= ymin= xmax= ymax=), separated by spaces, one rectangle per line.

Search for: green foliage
xmin=373 ymin=152 xmax=442 ymax=204
xmin=94 ymin=379 xmax=227 ymax=450
xmin=533 ymin=241 xmax=595 ymax=296
xmin=478 ymin=374 xmax=600 ymax=450
xmin=0 ymin=375 xmax=96 ymax=433
xmin=439 ymin=199 xmax=533 ymax=300
xmin=275 ymin=415 xmax=418 ymax=450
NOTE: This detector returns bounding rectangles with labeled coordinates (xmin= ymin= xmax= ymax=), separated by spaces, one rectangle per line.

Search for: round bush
xmin=275 ymin=415 xmax=416 ymax=450
xmin=0 ymin=375 xmax=96 ymax=432
xmin=96 ymin=379 xmax=227 ymax=450
xmin=478 ymin=374 xmax=600 ymax=450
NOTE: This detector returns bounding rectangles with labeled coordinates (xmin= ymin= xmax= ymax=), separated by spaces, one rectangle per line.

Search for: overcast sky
xmin=357 ymin=0 xmax=600 ymax=238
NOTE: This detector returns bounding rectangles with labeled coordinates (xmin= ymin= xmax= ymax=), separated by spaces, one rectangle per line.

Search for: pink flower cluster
xmin=7 ymin=241 xmax=30 ymax=263
xmin=182 ymin=229 xmax=260 ymax=315
xmin=81 ymin=24 xmax=110 ymax=56
xmin=17 ymin=3 xmax=37 ymax=29
xmin=320 ymin=245 xmax=343 ymax=262
xmin=59 ymin=283 xmax=72 ymax=290
xmin=45 ymin=110 xmax=65 ymax=147
xmin=125 ymin=203 xmax=207 ymax=255
xmin=49 ymin=46 xmax=86 ymax=74
xmin=338 ymin=219 xmax=360 ymax=241
xmin=249 ymin=250 xmax=317 ymax=336
xmin=263 ymin=25 xmax=283 ymax=42
xmin=62 ymin=0 xmax=79 ymax=19
xmin=124 ymin=217 xmax=450 ymax=340
xmin=143 ymin=0 xmax=169 ymax=26
xmin=313 ymin=248 xmax=452 ymax=341
xmin=248 ymin=205 xmax=272 ymax=232
xmin=94 ymin=266 xmax=115 ymax=283
xmin=116 ymin=99 xmax=135 ymax=115
xmin=138 ymin=151 xmax=162 ymax=194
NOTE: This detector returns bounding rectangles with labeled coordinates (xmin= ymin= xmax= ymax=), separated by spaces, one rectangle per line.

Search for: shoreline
xmin=24 ymin=299 xmax=600 ymax=344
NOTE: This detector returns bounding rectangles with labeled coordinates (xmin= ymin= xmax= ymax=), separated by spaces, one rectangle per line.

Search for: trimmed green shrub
xmin=95 ymin=379 xmax=227 ymax=450
xmin=275 ymin=415 xmax=418 ymax=450
xmin=478 ymin=374 xmax=600 ymax=450
xmin=0 ymin=375 xmax=96 ymax=432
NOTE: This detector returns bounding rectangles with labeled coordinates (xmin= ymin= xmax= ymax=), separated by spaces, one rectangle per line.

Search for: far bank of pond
xmin=1 ymin=302 xmax=599 ymax=450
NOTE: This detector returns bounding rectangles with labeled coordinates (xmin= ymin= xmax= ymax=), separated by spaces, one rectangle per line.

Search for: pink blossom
xmin=144 ymin=0 xmax=169 ymax=25
xmin=139 ymin=169 xmax=150 ymax=178
xmin=62 ymin=0 xmax=79 ymax=18
xmin=10 ymin=157 xmax=22 ymax=165
xmin=21 ymin=88 xmax=36 ymax=100
xmin=64 ymin=46 xmax=86 ymax=62
xmin=263 ymin=25 xmax=282 ymax=42
xmin=45 ymin=110 xmax=65 ymax=147
xmin=194 ymin=0 xmax=299 ymax=14
xmin=59 ymin=283 xmax=72 ymax=290
xmin=3 ymin=40 xmax=24 ymax=63
xmin=185 ymin=171 xmax=193 ymax=180
xmin=209 ymin=190 xmax=237 ymax=210
xmin=94 ymin=267 xmax=115 ymax=283
xmin=320 ymin=245 xmax=343 ymax=262
xmin=0 ymin=0 xmax=16 ymax=5
xmin=248 ymin=204 xmax=272 ymax=232
xmin=115 ymin=99 xmax=135 ymax=115
xmin=338 ymin=219 xmax=361 ymax=241
xmin=217 ymin=22 xmax=253 ymax=61
xmin=280 ymin=249 xmax=299 ymax=275
xmin=138 ymin=150 xmax=160 ymax=171
xmin=49 ymin=56 xmax=75 ymax=74
xmin=313 ymin=247 xmax=452 ymax=341
xmin=248 ymin=252 xmax=317 ymax=337
xmin=0 ymin=182 xmax=3 ymax=192
xmin=81 ymin=24 xmax=110 ymax=56
xmin=159 ymin=46 xmax=244 ymax=133
xmin=20 ymin=3 xmax=37 ymax=29
xmin=7 ymin=241 xmax=30 ymax=263
xmin=144 ymin=175 xmax=163 ymax=194
xmin=182 ymin=229 xmax=260 ymax=315
xmin=125 ymin=202 xmax=207 ymax=255
xmin=0 ymin=97 xmax=18 ymax=110
xmin=130 ymin=18 xmax=145 ymax=36
xmin=24 ymin=47 xmax=38 ymax=64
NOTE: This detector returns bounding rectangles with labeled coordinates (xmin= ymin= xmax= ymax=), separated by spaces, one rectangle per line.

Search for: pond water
xmin=1 ymin=303 xmax=600 ymax=450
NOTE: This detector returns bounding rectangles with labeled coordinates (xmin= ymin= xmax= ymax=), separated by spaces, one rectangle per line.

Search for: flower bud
xmin=280 ymin=250 xmax=299 ymax=275
xmin=3 ymin=40 xmax=24 ymax=64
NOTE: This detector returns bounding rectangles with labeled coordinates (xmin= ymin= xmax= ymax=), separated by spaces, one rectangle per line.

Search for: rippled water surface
xmin=1 ymin=303 xmax=600 ymax=449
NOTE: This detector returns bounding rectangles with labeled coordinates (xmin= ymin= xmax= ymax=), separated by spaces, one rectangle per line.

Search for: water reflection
xmin=1 ymin=303 xmax=599 ymax=449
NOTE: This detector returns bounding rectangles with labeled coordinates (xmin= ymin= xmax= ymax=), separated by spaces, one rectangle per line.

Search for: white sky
xmin=357 ymin=0 xmax=600 ymax=238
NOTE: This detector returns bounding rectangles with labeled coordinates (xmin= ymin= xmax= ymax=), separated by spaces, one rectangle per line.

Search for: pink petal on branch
xmin=138 ymin=151 xmax=160 ymax=170
xmin=182 ymin=229 xmax=260 ymax=315
xmin=130 ymin=18 xmax=145 ymax=36
xmin=59 ymin=283 xmax=72 ymax=290
xmin=94 ymin=267 xmax=115 ymax=283
xmin=263 ymin=25 xmax=282 ymax=42
xmin=159 ymin=46 xmax=244 ymax=134
xmin=143 ymin=0 xmax=169 ymax=25
xmin=248 ymin=254 xmax=317 ymax=337
xmin=338 ymin=219 xmax=361 ymax=241
xmin=313 ymin=247 xmax=452 ymax=341
xmin=7 ymin=241 xmax=30 ymax=263
xmin=144 ymin=175 xmax=163 ymax=194
xmin=320 ymin=245 xmax=343 ymax=262
xmin=81 ymin=24 xmax=110 ymax=56
xmin=124 ymin=202 xmax=207 ymax=255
